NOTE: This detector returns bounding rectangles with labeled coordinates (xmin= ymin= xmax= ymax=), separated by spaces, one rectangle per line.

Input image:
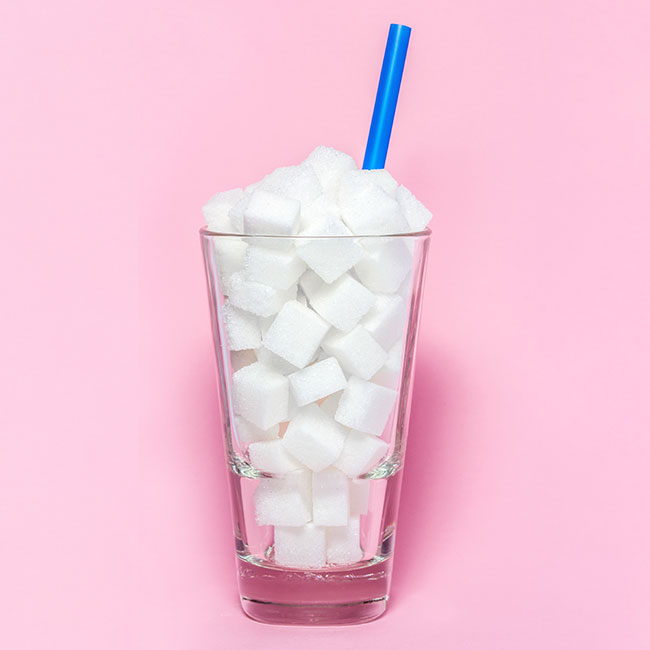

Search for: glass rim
xmin=199 ymin=226 xmax=432 ymax=240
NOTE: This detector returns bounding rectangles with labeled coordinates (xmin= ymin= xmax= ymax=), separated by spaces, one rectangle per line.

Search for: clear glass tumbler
xmin=200 ymin=229 xmax=431 ymax=625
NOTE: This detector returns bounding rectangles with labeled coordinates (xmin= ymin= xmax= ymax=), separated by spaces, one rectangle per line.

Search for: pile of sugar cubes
xmin=203 ymin=146 xmax=431 ymax=569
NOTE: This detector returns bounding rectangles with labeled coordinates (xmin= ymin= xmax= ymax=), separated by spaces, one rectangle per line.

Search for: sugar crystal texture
xmin=203 ymin=188 xmax=244 ymax=232
xmin=222 ymin=301 xmax=261 ymax=351
xmin=243 ymin=189 xmax=300 ymax=245
xmin=334 ymin=430 xmax=389 ymax=477
xmin=227 ymin=272 xmax=290 ymax=317
xmin=233 ymin=415 xmax=279 ymax=446
xmin=227 ymin=193 xmax=251 ymax=233
xmin=340 ymin=184 xmax=409 ymax=235
xmin=349 ymin=479 xmax=370 ymax=515
xmin=298 ymin=193 xmax=341 ymax=232
xmin=243 ymin=246 xmax=305 ymax=290
xmin=254 ymin=470 xmax=312 ymax=526
xmin=308 ymin=274 xmax=376 ymax=332
xmin=396 ymin=184 xmax=433 ymax=231
xmin=338 ymin=169 xmax=399 ymax=203
xmin=282 ymin=404 xmax=346 ymax=472
xmin=360 ymin=293 xmax=407 ymax=349
xmin=274 ymin=523 xmax=326 ymax=568
xmin=288 ymin=357 xmax=347 ymax=406
xmin=296 ymin=220 xmax=364 ymax=284
xmin=355 ymin=239 xmax=413 ymax=293
xmin=321 ymin=326 xmax=387 ymax=380
xmin=298 ymin=269 xmax=324 ymax=301
xmin=335 ymin=377 xmax=397 ymax=436
xmin=248 ymin=440 xmax=303 ymax=474
xmin=312 ymin=468 xmax=349 ymax=526
xmin=305 ymin=146 xmax=357 ymax=199
xmin=232 ymin=362 xmax=289 ymax=430
xmin=326 ymin=516 xmax=363 ymax=565
xmin=262 ymin=300 xmax=330 ymax=369
xmin=259 ymin=163 xmax=322 ymax=206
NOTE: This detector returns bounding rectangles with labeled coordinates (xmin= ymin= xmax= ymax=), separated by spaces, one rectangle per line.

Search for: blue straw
xmin=362 ymin=24 xmax=412 ymax=170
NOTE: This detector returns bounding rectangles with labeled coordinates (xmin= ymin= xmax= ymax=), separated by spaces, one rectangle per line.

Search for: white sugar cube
xmin=298 ymin=269 xmax=324 ymax=301
xmin=372 ymin=341 xmax=403 ymax=389
xmin=349 ymin=479 xmax=370 ymax=515
xmin=227 ymin=193 xmax=251 ymax=233
xmin=256 ymin=346 xmax=299 ymax=375
xmin=203 ymin=188 xmax=244 ymax=232
xmin=243 ymin=189 xmax=300 ymax=241
xmin=296 ymin=220 xmax=364 ymax=284
xmin=335 ymin=377 xmax=397 ymax=436
xmin=309 ymin=274 xmax=376 ymax=332
xmin=298 ymin=193 xmax=341 ymax=231
xmin=243 ymin=246 xmax=306 ymax=290
xmin=212 ymin=239 xmax=248 ymax=289
xmin=339 ymin=169 xmax=399 ymax=203
xmin=288 ymin=357 xmax=347 ymax=406
xmin=232 ymin=362 xmax=289 ymax=430
xmin=312 ymin=468 xmax=349 ymax=526
xmin=259 ymin=163 xmax=322 ymax=206
xmin=274 ymin=523 xmax=326 ymax=568
xmin=340 ymin=184 xmax=409 ymax=235
xmin=255 ymin=470 xmax=312 ymax=526
xmin=334 ymin=430 xmax=389 ymax=477
xmin=233 ymin=415 xmax=279 ymax=446
xmin=321 ymin=326 xmax=387 ymax=380
xmin=222 ymin=301 xmax=261 ymax=351
xmin=326 ymin=516 xmax=363 ymax=565
xmin=227 ymin=272 xmax=288 ymax=317
xmin=230 ymin=349 xmax=257 ymax=373
xmin=396 ymin=185 xmax=432 ymax=231
xmin=248 ymin=440 xmax=303 ymax=474
xmin=263 ymin=301 xmax=330 ymax=369
xmin=282 ymin=404 xmax=346 ymax=472
xmin=305 ymin=146 xmax=357 ymax=199
xmin=355 ymin=239 xmax=413 ymax=293
xmin=258 ymin=315 xmax=275 ymax=336
xmin=361 ymin=294 xmax=407 ymax=349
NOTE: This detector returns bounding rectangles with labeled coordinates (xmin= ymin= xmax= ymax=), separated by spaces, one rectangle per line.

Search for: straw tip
xmin=390 ymin=23 xmax=412 ymax=33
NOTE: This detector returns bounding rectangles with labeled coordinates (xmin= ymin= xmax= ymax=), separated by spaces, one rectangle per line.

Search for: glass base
xmin=236 ymin=555 xmax=392 ymax=626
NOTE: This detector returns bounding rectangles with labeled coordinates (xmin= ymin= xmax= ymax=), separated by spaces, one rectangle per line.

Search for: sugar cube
xmin=227 ymin=193 xmax=251 ymax=233
xmin=282 ymin=404 xmax=346 ymax=472
xmin=305 ymin=146 xmax=357 ymax=199
xmin=312 ymin=468 xmax=349 ymax=526
xmin=288 ymin=357 xmax=347 ymax=406
xmin=248 ymin=440 xmax=303 ymax=474
xmin=256 ymin=345 xmax=299 ymax=375
xmin=360 ymin=293 xmax=407 ymax=349
xmin=355 ymin=239 xmax=413 ymax=293
xmin=232 ymin=362 xmax=289 ymax=430
xmin=259 ymin=163 xmax=322 ymax=206
xmin=338 ymin=169 xmax=399 ymax=203
xmin=309 ymin=274 xmax=376 ymax=332
xmin=296 ymin=219 xmax=364 ymax=283
xmin=243 ymin=246 xmax=306 ymax=290
xmin=227 ymin=272 xmax=288 ymax=317
xmin=255 ymin=470 xmax=312 ymax=526
xmin=326 ymin=516 xmax=363 ymax=565
xmin=334 ymin=430 xmax=389 ymax=477
xmin=298 ymin=269 xmax=323 ymax=301
xmin=349 ymin=479 xmax=370 ymax=515
xmin=274 ymin=523 xmax=326 ymax=568
xmin=319 ymin=392 xmax=342 ymax=419
xmin=262 ymin=301 xmax=330 ymax=369
xmin=341 ymin=184 xmax=409 ymax=235
xmin=233 ymin=415 xmax=279 ymax=446
xmin=321 ymin=326 xmax=387 ymax=380
xmin=203 ymin=188 xmax=244 ymax=232
xmin=222 ymin=301 xmax=261 ymax=351
xmin=212 ymin=239 xmax=248 ymax=285
xmin=334 ymin=377 xmax=397 ymax=436
xmin=396 ymin=185 xmax=432 ymax=231
xmin=372 ymin=341 xmax=403 ymax=389
xmin=243 ymin=189 xmax=300 ymax=239
xmin=298 ymin=193 xmax=341 ymax=231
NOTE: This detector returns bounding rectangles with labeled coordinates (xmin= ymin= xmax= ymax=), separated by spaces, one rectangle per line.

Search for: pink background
xmin=1 ymin=0 xmax=649 ymax=648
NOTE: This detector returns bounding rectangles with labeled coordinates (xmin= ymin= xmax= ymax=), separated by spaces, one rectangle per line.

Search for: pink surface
xmin=1 ymin=1 xmax=649 ymax=648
